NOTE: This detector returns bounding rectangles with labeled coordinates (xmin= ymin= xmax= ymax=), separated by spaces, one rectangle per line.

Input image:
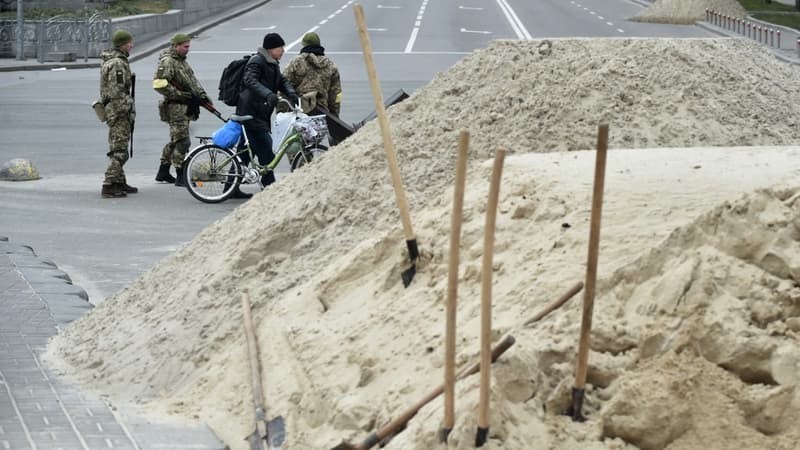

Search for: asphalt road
xmin=0 ymin=0 xmax=715 ymax=303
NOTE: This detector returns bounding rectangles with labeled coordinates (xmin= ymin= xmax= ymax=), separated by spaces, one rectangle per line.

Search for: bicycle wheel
xmin=184 ymin=144 xmax=242 ymax=203
xmin=290 ymin=144 xmax=328 ymax=172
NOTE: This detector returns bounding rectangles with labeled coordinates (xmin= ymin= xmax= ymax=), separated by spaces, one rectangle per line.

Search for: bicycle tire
xmin=290 ymin=144 xmax=328 ymax=172
xmin=184 ymin=144 xmax=242 ymax=203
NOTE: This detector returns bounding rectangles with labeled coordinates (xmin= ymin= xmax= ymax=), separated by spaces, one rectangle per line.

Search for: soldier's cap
xmin=112 ymin=29 xmax=133 ymax=47
xmin=302 ymin=32 xmax=320 ymax=47
xmin=171 ymin=33 xmax=191 ymax=45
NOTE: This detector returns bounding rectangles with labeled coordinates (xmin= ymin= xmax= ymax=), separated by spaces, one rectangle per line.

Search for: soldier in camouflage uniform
xmin=99 ymin=29 xmax=136 ymax=198
xmin=152 ymin=33 xmax=212 ymax=186
xmin=284 ymin=32 xmax=342 ymax=118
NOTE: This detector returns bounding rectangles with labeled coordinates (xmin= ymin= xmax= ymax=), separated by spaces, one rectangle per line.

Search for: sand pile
xmin=631 ymin=0 xmax=747 ymax=24
xmin=46 ymin=38 xmax=800 ymax=449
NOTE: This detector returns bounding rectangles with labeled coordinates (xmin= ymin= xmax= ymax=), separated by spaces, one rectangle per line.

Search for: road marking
xmin=495 ymin=0 xmax=532 ymax=40
xmin=461 ymin=28 xmax=492 ymax=35
xmin=598 ymin=16 xmax=604 ymax=20
xmin=377 ymin=4 xmax=401 ymax=8
xmin=405 ymin=0 xmax=429 ymax=53
xmin=607 ymin=22 xmax=614 ymax=26
xmin=406 ymin=27 xmax=420 ymax=53
xmin=241 ymin=26 xmax=276 ymax=30
xmin=289 ymin=4 xmax=315 ymax=8
xmin=0 ymin=370 xmax=36 ymax=449
xmin=368 ymin=28 xmax=388 ymax=31
xmin=617 ymin=28 xmax=625 ymax=33
xmin=459 ymin=5 xmax=483 ymax=10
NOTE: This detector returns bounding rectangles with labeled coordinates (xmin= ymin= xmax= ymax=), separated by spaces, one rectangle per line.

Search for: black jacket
xmin=236 ymin=47 xmax=298 ymax=130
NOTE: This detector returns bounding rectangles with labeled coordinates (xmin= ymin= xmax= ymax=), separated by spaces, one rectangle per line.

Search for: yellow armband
xmin=336 ymin=92 xmax=342 ymax=104
xmin=153 ymin=78 xmax=168 ymax=89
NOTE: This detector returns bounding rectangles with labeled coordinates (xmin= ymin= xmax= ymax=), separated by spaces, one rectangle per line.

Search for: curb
xmin=0 ymin=0 xmax=270 ymax=72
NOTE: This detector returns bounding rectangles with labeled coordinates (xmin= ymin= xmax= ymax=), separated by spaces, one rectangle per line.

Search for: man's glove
xmin=200 ymin=92 xmax=212 ymax=106
xmin=265 ymin=93 xmax=279 ymax=109
xmin=287 ymin=94 xmax=300 ymax=107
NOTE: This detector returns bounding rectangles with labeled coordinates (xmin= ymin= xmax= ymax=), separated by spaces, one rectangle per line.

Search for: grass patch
xmin=738 ymin=0 xmax=800 ymax=31
xmin=0 ymin=0 xmax=170 ymax=19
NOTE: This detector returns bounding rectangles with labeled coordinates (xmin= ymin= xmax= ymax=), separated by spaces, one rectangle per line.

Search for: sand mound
xmin=46 ymin=38 xmax=800 ymax=449
xmin=631 ymin=0 xmax=747 ymax=25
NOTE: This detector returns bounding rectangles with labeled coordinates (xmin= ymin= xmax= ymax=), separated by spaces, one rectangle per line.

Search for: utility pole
xmin=16 ymin=0 xmax=24 ymax=60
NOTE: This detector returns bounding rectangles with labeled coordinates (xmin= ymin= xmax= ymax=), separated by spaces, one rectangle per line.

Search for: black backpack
xmin=217 ymin=54 xmax=253 ymax=107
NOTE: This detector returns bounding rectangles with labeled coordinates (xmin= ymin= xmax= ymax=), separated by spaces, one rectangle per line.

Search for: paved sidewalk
xmin=0 ymin=236 xmax=226 ymax=450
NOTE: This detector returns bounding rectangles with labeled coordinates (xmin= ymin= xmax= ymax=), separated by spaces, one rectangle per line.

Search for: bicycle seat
xmin=229 ymin=114 xmax=253 ymax=123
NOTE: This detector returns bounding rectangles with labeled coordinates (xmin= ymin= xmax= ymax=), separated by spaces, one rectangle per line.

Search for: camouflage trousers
xmin=159 ymin=116 xmax=191 ymax=168
xmin=103 ymin=117 xmax=131 ymax=184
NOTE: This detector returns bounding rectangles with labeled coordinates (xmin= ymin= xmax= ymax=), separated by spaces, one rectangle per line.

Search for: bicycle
xmin=183 ymin=99 xmax=329 ymax=203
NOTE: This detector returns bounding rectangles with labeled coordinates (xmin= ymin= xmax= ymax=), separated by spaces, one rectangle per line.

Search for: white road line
xmin=405 ymin=0 xmax=429 ymax=53
xmin=617 ymin=28 xmax=625 ymax=33
xmin=461 ymin=28 xmax=492 ymax=34
xmin=405 ymin=27 xmax=420 ymax=53
xmin=495 ymin=0 xmax=532 ymax=40
xmin=607 ymin=22 xmax=614 ymax=26
xmin=459 ymin=6 xmax=483 ymax=10
xmin=241 ymin=26 xmax=276 ymax=30
xmin=289 ymin=4 xmax=315 ymax=8
xmin=598 ymin=16 xmax=604 ymax=20
xmin=377 ymin=4 xmax=401 ymax=8
xmin=368 ymin=28 xmax=388 ymax=31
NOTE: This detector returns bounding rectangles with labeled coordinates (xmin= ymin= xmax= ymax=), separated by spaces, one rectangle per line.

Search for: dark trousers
xmin=241 ymin=124 xmax=275 ymax=186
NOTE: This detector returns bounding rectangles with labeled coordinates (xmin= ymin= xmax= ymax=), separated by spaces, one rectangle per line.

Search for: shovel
xmin=354 ymin=4 xmax=419 ymax=287
xmin=242 ymin=292 xmax=286 ymax=450
xmin=567 ymin=123 xmax=609 ymax=422
xmin=330 ymin=335 xmax=516 ymax=450
xmin=439 ymin=130 xmax=470 ymax=443
xmin=476 ymin=149 xmax=506 ymax=447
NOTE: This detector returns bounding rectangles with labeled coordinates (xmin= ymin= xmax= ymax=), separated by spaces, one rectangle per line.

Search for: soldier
xmin=152 ymin=33 xmax=212 ymax=186
xmin=99 ymin=29 xmax=137 ymax=198
xmin=284 ymin=32 xmax=342 ymax=118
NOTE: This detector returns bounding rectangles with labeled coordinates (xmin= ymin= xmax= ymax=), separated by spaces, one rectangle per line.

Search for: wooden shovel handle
xmin=242 ymin=292 xmax=265 ymax=411
xmin=443 ymin=130 xmax=470 ymax=430
xmin=353 ymin=4 xmax=415 ymax=242
xmin=478 ymin=149 xmax=506 ymax=429
xmin=574 ymin=124 xmax=609 ymax=390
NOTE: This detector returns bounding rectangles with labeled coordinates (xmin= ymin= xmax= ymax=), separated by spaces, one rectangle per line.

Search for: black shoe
xmin=120 ymin=182 xmax=138 ymax=194
xmin=174 ymin=168 xmax=186 ymax=187
xmin=155 ymin=163 xmax=176 ymax=183
xmin=230 ymin=189 xmax=253 ymax=199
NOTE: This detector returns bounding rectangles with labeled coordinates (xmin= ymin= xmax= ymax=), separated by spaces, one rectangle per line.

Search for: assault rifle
xmin=168 ymin=80 xmax=225 ymax=122
xmin=130 ymin=73 xmax=135 ymax=158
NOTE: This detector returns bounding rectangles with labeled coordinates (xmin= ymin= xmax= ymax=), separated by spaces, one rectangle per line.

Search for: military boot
xmin=101 ymin=184 xmax=127 ymax=198
xmin=174 ymin=167 xmax=186 ymax=187
xmin=155 ymin=163 xmax=176 ymax=183
xmin=120 ymin=181 xmax=138 ymax=194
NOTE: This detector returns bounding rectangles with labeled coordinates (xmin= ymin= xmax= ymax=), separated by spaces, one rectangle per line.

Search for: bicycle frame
xmin=205 ymin=124 xmax=304 ymax=181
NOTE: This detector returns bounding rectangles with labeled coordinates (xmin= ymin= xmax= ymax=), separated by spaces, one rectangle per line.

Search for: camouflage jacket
xmin=284 ymin=45 xmax=342 ymax=116
xmin=152 ymin=47 xmax=208 ymax=121
xmin=100 ymin=48 xmax=134 ymax=123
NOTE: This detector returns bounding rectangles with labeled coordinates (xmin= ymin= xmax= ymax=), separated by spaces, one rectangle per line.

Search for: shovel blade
xmin=267 ymin=416 xmax=286 ymax=449
xmin=246 ymin=416 xmax=285 ymax=450
xmin=401 ymin=264 xmax=416 ymax=287
xmin=330 ymin=442 xmax=359 ymax=450
xmin=247 ymin=428 xmax=265 ymax=450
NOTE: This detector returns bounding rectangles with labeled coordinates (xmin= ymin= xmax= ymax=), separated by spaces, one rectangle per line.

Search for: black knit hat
xmin=262 ymin=33 xmax=286 ymax=50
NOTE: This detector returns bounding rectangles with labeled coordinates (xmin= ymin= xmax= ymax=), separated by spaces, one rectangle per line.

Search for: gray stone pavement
xmin=0 ymin=236 xmax=226 ymax=450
